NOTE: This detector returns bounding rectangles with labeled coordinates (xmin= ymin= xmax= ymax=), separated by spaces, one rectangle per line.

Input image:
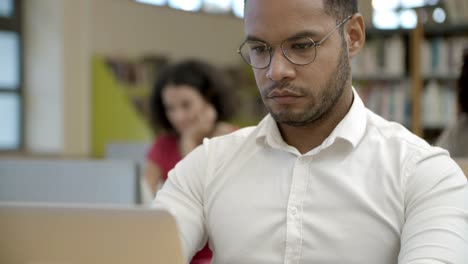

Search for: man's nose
xmin=266 ymin=48 xmax=296 ymax=82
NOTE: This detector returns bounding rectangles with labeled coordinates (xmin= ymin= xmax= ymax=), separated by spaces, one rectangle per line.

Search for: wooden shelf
xmin=424 ymin=24 xmax=468 ymax=36
xmin=353 ymin=75 xmax=408 ymax=82
xmin=423 ymin=75 xmax=459 ymax=81
xmin=365 ymin=27 xmax=411 ymax=36
xmin=358 ymin=22 xmax=467 ymax=140
xmin=410 ymin=18 xmax=424 ymax=137
xmin=366 ymin=24 xmax=468 ymax=37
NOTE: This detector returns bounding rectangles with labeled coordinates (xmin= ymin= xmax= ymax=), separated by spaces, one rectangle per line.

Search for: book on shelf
xmin=354 ymin=80 xmax=410 ymax=126
xmin=352 ymin=35 xmax=406 ymax=78
xmin=355 ymin=79 xmax=457 ymax=130
xmin=445 ymin=0 xmax=468 ymax=24
xmin=422 ymin=80 xmax=457 ymax=129
xmin=421 ymin=36 xmax=468 ymax=78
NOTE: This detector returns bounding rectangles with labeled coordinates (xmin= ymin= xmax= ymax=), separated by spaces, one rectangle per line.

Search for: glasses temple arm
xmin=316 ymin=15 xmax=353 ymax=46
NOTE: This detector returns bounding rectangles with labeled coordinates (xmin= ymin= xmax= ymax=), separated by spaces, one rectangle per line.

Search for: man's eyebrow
xmin=245 ymin=35 xmax=267 ymax=43
xmin=289 ymin=30 xmax=321 ymax=39
xmin=244 ymin=30 xmax=322 ymax=43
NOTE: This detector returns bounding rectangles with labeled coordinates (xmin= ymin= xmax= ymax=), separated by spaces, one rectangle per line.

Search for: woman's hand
xmin=179 ymin=104 xmax=217 ymax=156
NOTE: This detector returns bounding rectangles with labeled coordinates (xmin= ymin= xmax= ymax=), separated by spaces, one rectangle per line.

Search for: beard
xmin=262 ymin=38 xmax=351 ymax=127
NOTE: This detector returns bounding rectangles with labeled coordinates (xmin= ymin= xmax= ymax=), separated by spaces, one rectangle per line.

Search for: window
xmin=0 ymin=93 xmax=20 ymax=149
xmin=0 ymin=31 xmax=20 ymax=89
xmin=0 ymin=0 xmax=13 ymax=17
xmin=0 ymin=0 xmax=22 ymax=151
xmin=135 ymin=0 xmax=167 ymax=6
xmin=231 ymin=0 xmax=243 ymax=18
xmin=168 ymin=0 xmax=203 ymax=12
xmin=135 ymin=0 xmax=245 ymax=18
xmin=372 ymin=0 xmax=446 ymax=29
xmin=203 ymin=0 xmax=231 ymax=13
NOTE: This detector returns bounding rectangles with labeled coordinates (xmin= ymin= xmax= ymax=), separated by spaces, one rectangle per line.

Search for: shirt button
xmin=290 ymin=207 xmax=298 ymax=217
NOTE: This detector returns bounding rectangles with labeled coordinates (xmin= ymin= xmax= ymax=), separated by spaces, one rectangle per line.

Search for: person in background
xmin=436 ymin=49 xmax=468 ymax=157
xmin=145 ymin=59 xmax=237 ymax=264
xmin=154 ymin=0 xmax=468 ymax=263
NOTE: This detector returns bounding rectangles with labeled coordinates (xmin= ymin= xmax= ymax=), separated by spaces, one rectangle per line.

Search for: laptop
xmin=0 ymin=203 xmax=185 ymax=264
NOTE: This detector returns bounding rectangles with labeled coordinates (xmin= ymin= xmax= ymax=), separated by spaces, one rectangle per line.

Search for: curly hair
xmin=459 ymin=50 xmax=468 ymax=114
xmin=149 ymin=59 xmax=236 ymax=134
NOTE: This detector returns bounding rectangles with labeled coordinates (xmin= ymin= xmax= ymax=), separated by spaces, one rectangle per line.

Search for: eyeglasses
xmin=237 ymin=15 xmax=352 ymax=69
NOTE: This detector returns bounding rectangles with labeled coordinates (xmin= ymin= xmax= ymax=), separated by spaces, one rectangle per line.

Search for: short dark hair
xmin=149 ymin=59 xmax=236 ymax=133
xmin=323 ymin=0 xmax=358 ymax=22
xmin=458 ymin=50 xmax=468 ymax=113
xmin=244 ymin=0 xmax=358 ymax=22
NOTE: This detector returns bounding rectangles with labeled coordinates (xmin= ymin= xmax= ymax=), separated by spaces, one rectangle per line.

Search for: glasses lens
xmin=239 ymin=41 xmax=270 ymax=69
xmin=282 ymin=37 xmax=317 ymax=65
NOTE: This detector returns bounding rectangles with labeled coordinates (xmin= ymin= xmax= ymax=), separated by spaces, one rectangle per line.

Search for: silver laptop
xmin=0 ymin=203 xmax=185 ymax=264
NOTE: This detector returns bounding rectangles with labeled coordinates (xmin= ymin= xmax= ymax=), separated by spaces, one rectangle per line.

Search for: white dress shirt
xmin=154 ymin=91 xmax=468 ymax=264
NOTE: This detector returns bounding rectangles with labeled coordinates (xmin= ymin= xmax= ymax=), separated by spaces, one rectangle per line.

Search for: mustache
xmin=264 ymin=81 xmax=304 ymax=96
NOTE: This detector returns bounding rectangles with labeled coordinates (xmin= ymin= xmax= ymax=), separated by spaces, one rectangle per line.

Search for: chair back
xmin=105 ymin=142 xmax=150 ymax=166
xmin=0 ymin=159 xmax=139 ymax=204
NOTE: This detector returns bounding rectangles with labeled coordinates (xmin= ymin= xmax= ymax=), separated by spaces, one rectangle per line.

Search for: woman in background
xmin=145 ymin=59 xmax=237 ymax=264
xmin=436 ymin=49 xmax=468 ymax=157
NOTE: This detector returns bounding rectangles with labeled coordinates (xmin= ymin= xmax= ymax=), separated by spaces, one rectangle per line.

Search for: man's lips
xmin=267 ymin=89 xmax=301 ymax=98
xmin=267 ymin=90 xmax=301 ymax=98
xmin=267 ymin=90 xmax=302 ymax=104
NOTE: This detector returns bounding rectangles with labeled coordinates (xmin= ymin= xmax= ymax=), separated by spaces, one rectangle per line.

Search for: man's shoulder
xmin=208 ymin=125 xmax=259 ymax=146
xmin=200 ymin=124 xmax=264 ymax=165
xmin=362 ymin=110 xmax=452 ymax=183
xmin=364 ymin=110 xmax=441 ymax=155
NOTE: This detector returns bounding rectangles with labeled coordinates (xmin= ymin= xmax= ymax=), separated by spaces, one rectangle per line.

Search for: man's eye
xmin=251 ymin=45 xmax=268 ymax=53
xmin=291 ymin=42 xmax=314 ymax=50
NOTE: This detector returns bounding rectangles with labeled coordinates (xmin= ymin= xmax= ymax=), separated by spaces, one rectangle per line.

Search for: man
xmin=154 ymin=0 xmax=468 ymax=263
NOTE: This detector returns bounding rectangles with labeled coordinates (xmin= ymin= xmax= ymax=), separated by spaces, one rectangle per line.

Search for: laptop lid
xmin=0 ymin=203 xmax=185 ymax=264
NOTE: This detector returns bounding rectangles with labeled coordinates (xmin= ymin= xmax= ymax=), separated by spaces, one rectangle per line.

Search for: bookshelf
xmin=353 ymin=23 xmax=468 ymax=143
xmin=352 ymin=28 xmax=412 ymax=129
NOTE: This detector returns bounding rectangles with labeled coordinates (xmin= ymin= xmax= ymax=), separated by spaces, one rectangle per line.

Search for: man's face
xmin=244 ymin=0 xmax=351 ymax=127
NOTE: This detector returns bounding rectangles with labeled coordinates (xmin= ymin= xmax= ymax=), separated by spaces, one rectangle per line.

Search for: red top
xmin=146 ymin=134 xmax=181 ymax=182
xmin=146 ymin=133 xmax=212 ymax=263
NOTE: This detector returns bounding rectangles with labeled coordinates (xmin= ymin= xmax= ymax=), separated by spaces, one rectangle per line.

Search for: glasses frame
xmin=238 ymin=15 xmax=353 ymax=69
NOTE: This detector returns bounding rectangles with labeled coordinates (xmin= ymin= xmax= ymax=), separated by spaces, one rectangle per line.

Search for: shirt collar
xmin=322 ymin=88 xmax=367 ymax=149
xmin=256 ymin=88 xmax=367 ymax=154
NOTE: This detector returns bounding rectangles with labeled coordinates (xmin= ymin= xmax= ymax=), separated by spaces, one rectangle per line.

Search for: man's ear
xmin=345 ymin=14 xmax=366 ymax=59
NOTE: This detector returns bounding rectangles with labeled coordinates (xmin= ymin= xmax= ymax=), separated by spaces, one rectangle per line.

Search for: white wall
xmin=23 ymin=0 xmax=65 ymax=154
xmin=62 ymin=0 xmax=92 ymax=157
xmin=92 ymin=0 xmax=245 ymax=65
xmin=23 ymin=0 xmax=245 ymax=157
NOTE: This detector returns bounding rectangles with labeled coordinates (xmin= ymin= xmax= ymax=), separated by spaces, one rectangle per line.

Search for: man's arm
xmin=153 ymin=145 xmax=209 ymax=262
xmin=399 ymin=152 xmax=468 ymax=263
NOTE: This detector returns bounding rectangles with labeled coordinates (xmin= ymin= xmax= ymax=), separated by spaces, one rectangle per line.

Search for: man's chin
xmin=271 ymin=112 xmax=306 ymax=126
xmin=270 ymin=109 xmax=326 ymax=127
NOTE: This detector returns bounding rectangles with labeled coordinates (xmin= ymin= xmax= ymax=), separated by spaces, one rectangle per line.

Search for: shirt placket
xmin=284 ymin=156 xmax=309 ymax=264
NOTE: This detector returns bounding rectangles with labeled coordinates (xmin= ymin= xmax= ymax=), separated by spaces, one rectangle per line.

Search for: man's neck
xmin=278 ymin=88 xmax=354 ymax=154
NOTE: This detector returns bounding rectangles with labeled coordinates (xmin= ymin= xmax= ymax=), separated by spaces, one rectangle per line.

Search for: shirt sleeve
xmin=399 ymin=151 xmax=468 ymax=264
xmin=152 ymin=144 xmax=209 ymax=263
